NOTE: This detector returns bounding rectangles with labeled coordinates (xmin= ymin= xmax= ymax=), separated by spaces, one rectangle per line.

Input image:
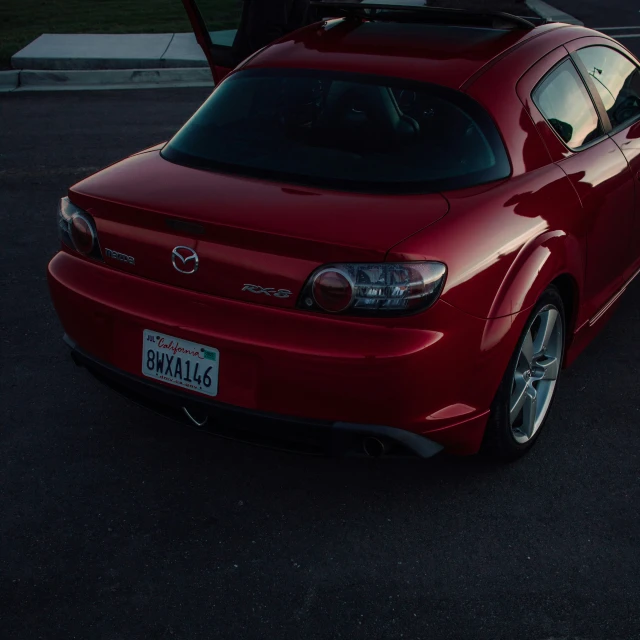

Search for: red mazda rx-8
xmin=48 ymin=2 xmax=640 ymax=460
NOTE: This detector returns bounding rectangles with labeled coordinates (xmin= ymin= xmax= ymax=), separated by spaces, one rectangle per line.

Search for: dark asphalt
xmin=549 ymin=0 xmax=639 ymax=29
xmin=1 ymin=87 xmax=639 ymax=640
xmin=550 ymin=0 xmax=640 ymax=57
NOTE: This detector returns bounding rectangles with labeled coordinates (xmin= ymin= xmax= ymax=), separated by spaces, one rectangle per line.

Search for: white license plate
xmin=142 ymin=330 xmax=219 ymax=397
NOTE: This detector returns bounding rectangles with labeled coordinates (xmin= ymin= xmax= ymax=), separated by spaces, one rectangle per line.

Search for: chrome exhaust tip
xmin=362 ymin=436 xmax=389 ymax=458
xmin=182 ymin=406 xmax=209 ymax=427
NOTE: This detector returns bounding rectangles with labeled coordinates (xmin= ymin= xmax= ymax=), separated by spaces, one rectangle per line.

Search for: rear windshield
xmin=162 ymin=69 xmax=510 ymax=193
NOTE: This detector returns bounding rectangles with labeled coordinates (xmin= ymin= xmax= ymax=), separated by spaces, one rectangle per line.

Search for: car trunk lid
xmin=69 ymin=151 xmax=449 ymax=309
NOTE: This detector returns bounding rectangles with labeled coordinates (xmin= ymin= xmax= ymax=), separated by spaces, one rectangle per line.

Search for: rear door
xmin=518 ymin=46 xmax=636 ymax=324
xmin=180 ymin=0 xmax=237 ymax=83
xmin=568 ymin=39 xmax=640 ymax=279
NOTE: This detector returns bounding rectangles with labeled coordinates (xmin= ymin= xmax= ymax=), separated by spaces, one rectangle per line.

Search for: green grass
xmin=0 ymin=0 xmax=241 ymax=68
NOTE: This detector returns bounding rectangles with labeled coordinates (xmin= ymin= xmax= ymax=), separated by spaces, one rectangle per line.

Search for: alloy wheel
xmin=509 ymin=305 xmax=564 ymax=444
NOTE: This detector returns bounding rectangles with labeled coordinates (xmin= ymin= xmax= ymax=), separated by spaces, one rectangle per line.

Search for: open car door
xmin=180 ymin=0 xmax=237 ymax=84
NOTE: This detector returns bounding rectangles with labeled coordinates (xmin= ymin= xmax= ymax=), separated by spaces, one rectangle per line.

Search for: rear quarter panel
xmin=387 ymin=167 xmax=586 ymax=321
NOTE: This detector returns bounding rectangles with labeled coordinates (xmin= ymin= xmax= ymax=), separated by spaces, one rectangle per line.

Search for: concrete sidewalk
xmin=11 ymin=31 xmax=235 ymax=70
xmin=2 ymin=31 xmax=237 ymax=92
xmin=2 ymin=1 xmax=584 ymax=92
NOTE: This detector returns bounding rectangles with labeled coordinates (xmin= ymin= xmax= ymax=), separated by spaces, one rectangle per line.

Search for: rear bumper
xmin=66 ymin=336 xmax=444 ymax=458
xmin=47 ymin=252 xmax=517 ymax=455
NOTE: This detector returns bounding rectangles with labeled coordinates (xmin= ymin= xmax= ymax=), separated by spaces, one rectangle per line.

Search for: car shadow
xmin=84 ymin=275 xmax=640 ymax=508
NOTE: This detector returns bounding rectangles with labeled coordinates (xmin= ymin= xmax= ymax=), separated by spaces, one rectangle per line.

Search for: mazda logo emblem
xmin=171 ymin=246 xmax=199 ymax=274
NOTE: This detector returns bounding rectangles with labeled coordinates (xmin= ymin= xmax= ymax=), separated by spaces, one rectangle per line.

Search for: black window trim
xmin=531 ymin=55 xmax=610 ymax=153
xmin=569 ymin=49 xmax=613 ymax=133
xmin=570 ymin=43 xmax=640 ymax=137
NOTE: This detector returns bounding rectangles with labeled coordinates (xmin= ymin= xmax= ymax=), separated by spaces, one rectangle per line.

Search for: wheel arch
xmin=487 ymin=230 xmax=584 ymax=320
xmin=479 ymin=232 xmax=584 ymax=366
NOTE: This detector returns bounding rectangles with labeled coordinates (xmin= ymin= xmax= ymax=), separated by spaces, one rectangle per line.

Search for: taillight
xmin=58 ymin=196 xmax=103 ymax=260
xmin=70 ymin=214 xmax=95 ymax=254
xmin=299 ymin=262 xmax=447 ymax=315
xmin=312 ymin=268 xmax=354 ymax=313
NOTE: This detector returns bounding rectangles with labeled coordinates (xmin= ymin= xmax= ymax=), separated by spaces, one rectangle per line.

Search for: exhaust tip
xmin=362 ymin=436 xmax=389 ymax=458
xmin=182 ymin=406 xmax=209 ymax=427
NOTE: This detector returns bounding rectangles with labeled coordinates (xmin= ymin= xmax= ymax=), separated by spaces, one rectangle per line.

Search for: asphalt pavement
xmin=1 ymin=89 xmax=639 ymax=640
xmin=548 ymin=0 xmax=640 ymax=58
xmin=548 ymin=0 xmax=639 ymax=29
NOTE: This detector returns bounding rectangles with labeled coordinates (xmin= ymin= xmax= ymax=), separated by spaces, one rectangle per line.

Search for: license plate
xmin=142 ymin=330 xmax=219 ymax=397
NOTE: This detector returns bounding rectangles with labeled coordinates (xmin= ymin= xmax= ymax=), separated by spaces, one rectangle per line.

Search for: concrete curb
xmin=525 ymin=0 xmax=583 ymax=26
xmin=0 ymin=70 xmax=20 ymax=92
xmin=11 ymin=67 xmax=214 ymax=92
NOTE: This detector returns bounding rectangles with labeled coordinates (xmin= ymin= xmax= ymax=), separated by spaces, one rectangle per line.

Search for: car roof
xmin=242 ymin=19 xmax=570 ymax=89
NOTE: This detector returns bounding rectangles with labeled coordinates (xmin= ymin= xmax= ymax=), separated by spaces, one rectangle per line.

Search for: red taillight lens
xmin=299 ymin=262 xmax=447 ymax=316
xmin=58 ymin=197 xmax=103 ymax=260
xmin=70 ymin=214 xmax=95 ymax=255
xmin=312 ymin=269 xmax=354 ymax=313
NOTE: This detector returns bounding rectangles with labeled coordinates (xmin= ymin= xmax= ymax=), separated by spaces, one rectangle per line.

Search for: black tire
xmin=481 ymin=286 xmax=566 ymax=462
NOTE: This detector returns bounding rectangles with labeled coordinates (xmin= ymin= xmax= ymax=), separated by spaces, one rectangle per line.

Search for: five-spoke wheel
xmin=509 ymin=306 xmax=563 ymax=444
xmin=483 ymin=286 xmax=566 ymax=461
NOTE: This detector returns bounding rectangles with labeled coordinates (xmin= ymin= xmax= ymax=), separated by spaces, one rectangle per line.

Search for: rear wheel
xmin=482 ymin=287 xmax=565 ymax=461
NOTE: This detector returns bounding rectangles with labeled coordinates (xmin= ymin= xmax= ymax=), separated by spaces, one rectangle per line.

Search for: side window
xmin=533 ymin=59 xmax=603 ymax=150
xmin=575 ymin=46 xmax=640 ymax=129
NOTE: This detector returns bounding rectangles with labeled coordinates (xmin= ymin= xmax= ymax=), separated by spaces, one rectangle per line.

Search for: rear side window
xmin=162 ymin=69 xmax=510 ymax=193
xmin=533 ymin=59 xmax=603 ymax=150
xmin=575 ymin=46 xmax=640 ymax=129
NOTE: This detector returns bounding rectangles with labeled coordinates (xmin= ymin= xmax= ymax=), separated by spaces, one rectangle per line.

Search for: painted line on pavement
xmin=596 ymin=26 xmax=640 ymax=31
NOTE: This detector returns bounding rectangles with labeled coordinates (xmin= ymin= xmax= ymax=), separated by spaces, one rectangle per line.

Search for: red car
xmin=48 ymin=2 xmax=640 ymax=461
